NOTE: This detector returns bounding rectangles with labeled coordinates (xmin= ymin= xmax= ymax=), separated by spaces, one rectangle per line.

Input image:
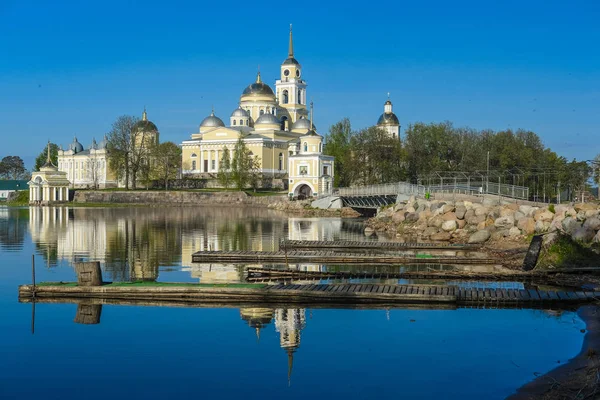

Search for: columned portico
xmin=28 ymin=143 xmax=71 ymax=206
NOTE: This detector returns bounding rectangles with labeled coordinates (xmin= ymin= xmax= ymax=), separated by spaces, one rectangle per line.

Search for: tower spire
xmin=288 ymin=24 xmax=294 ymax=58
xmin=46 ymin=140 xmax=51 ymax=164
xmin=256 ymin=66 xmax=262 ymax=83
xmin=142 ymin=106 xmax=147 ymax=121
xmin=310 ymin=101 xmax=314 ymax=131
xmin=287 ymin=349 xmax=294 ymax=387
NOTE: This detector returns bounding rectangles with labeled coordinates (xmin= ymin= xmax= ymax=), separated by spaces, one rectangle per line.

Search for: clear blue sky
xmin=1 ymin=0 xmax=599 ymax=168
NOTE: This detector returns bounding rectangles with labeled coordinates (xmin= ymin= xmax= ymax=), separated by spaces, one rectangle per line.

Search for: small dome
xmin=97 ymin=135 xmax=108 ymax=150
xmin=90 ymin=138 xmax=98 ymax=150
xmin=242 ymin=72 xmax=275 ymax=97
xmin=231 ymin=107 xmax=249 ymax=118
xmin=69 ymin=137 xmax=84 ymax=153
xmin=292 ymin=117 xmax=315 ymax=131
xmin=384 ymin=99 xmax=392 ymax=106
xmin=377 ymin=112 xmax=400 ymax=126
xmin=200 ymin=111 xmax=225 ymax=128
xmin=133 ymin=120 xmax=158 ymax=132
xmin=282 ymin=57 xmax=300 ymax=66
xmin=255 ymin=113 xmax=280 ymax=125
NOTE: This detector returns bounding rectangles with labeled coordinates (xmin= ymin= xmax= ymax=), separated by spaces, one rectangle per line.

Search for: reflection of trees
xmin=0 ymin=208 xmax=29 ymax=250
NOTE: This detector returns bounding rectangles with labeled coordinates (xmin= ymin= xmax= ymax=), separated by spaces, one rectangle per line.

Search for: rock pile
xmin=367 ymin=197 xmax=600 ymax=245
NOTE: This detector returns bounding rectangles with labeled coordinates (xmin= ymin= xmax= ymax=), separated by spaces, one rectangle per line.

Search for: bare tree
xmin=107 ymin=115 xmax=138 ymax=189
xmin=85 ymin=155 xmax=101 ymax=189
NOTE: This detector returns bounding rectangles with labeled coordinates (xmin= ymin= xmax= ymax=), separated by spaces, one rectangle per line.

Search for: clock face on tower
xmin=284 ymin=69 xmax=290 ymax=77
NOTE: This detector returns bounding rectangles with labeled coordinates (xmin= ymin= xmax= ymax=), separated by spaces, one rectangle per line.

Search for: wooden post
xmin=31 ymin=254 xmax=36 ymax=297
xmin=74 ymin=262 xmax=103 ymax=286
xmin=74 ymin=303 xmax=102 ymax=325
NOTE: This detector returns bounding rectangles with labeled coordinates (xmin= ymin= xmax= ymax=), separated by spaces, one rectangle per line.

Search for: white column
xmin=66 ymin=188 xmax=70 ymax=201
xmin=200 ymin=150 xmax=204 ymax=173
xmin=215 ymin=150 xmax=219 ymax=172
xmin=58 ymin=187 xmax=62 ymax=201
xmin=208 ymin=151 xmax=212 ymax=172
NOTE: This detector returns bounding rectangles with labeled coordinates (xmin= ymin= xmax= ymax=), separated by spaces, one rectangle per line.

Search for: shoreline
xmin=508 ymin=305 xmax=599 ymax=400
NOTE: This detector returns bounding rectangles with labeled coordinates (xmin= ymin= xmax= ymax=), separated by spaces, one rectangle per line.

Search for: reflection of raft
xmin=191 ymin=250 xmax=498 ymax=265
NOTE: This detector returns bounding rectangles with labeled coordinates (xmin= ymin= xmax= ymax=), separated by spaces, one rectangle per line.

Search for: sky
xmin=0 ymin=0 xmax=599 ymax=169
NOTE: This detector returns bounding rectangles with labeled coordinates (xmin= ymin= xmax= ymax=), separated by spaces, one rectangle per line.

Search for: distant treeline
xmin=324 ymin=119 xmax=592 ymax=200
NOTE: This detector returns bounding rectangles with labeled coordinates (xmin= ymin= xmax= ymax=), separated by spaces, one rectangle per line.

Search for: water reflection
xmin=0 ymin=207 xmax=28 ymax=251
xmin=26 ymin=206 xmax=370 ymax=283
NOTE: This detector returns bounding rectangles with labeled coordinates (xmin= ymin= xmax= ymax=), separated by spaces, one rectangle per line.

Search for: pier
xmin=280 ymin=240 xmax=481 ymax=251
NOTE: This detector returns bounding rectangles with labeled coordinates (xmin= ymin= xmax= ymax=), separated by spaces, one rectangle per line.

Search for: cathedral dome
xmin=242 ymin=72 xmax=275 ymax=97
xmin=291 ymin=117 xmax=315 ymax=131
xmin=282 ymin=57 xmax=300 ymax=66
xmin=377 ymin=112 xmax=400 ymax=126
xmin=97 ymin=135 xmax=108 ymax=150
xmin=200 ymin=111 xmax=225 ymax=128
xmin=230 ymin=107 xmax=249 ymax=118
xmin=69 ymin=137 xmax=84 ymax=153
xmin=255 ymin=113 xmax=280 ymax=125
xmin=133 ymin=120 xmax=158 ymax=132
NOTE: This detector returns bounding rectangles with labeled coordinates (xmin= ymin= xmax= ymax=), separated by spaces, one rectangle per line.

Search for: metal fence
xmin=338 ymin=182 xmax=427 ymax=197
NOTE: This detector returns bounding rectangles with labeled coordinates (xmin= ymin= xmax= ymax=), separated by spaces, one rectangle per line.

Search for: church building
xmin=181 ymin=26 xmax=334 ymax=198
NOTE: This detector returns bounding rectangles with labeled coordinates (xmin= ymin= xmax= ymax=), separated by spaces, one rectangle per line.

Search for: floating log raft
xmin=191 ymin=250 xmax=498 ymax=265
xmin=18 ymin=282 xmax=600 ymax=307
xmin=281 ymin=240 xmax=481 ymax=251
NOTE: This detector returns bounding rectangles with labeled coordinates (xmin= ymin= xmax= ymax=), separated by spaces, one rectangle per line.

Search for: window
xmin=191 ymin=153 xmax=197 ymax=157
xmin=246 ymin=120 xmax=249 ymax=126
xmin=280 ymin=116 xmax=288 ymax=130
xmin=319 ymin=143 xmax=322 ymax=152
xmin=299 ymin=166 xmax=307 ymax=175
xmin=233 ymin=120 xmax=236 ymax=125
xmin=323 ymin=166 xmax=329 ymax=176
xmin=192 ymin=160 xmax=196 ymax=170
xmin=283 ymin=90 xmax=289 ymax=104
xmin=260 ymin=109 xmax=264 ymax=116
xmin=278 ymin=153 xmax=283 ymax=170
xmin=303 ymin=142 xmax=308 ymax=152
xmin=211 ymin=160 xmax=216 ymax=170
xmin=240 ymin=119 xmax=243 ymax=125
xmin=298 ymin=89 xmax=302 ymax=104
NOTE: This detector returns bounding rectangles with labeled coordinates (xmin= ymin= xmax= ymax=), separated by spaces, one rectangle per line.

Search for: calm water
xmin=0 ymin=206 xmax=586 ymax=399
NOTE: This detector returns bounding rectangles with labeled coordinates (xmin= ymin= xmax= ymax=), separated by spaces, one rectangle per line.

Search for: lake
xmin=0 ymin=206 xmax=586 ymax=399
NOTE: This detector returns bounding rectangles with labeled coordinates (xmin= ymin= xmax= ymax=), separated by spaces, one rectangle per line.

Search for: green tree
xmin=231 ymin=138 xmax=254 ymax=190
xmin=34 ymin=143 xmax=59 ymax=171
xmin=150 ymin=142 xmax=182 ymax=190
xmin=217 ymin=147 xmax=232 ymax=188
xmin=324 ymin=118 xmax=353 ymax=187
xmin=0 ymin=156 xmax=28 ymax=179
xmin=248 ymin=155 xmax=262 ymax=192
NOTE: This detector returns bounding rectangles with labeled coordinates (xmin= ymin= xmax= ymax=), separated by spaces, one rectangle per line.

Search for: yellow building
xmin=181 ymin=26 xmax=334 ymax=197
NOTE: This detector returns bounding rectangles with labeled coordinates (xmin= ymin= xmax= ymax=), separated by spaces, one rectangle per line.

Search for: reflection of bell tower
xmin=275 ymin=308 xmax=306 ymax=386
xmin=239 ymin=308 xmax=274 ymax=341
xmin=275 ymin=25 xmax=308 ymax=125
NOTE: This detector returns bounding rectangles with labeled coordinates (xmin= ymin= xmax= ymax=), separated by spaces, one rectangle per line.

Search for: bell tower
xmin=276 ymin=25 xmax=308 ymax=125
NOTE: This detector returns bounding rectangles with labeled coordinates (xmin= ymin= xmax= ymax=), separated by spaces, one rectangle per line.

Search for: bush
xmin=548 ymin=204 xmax=555 ymax=214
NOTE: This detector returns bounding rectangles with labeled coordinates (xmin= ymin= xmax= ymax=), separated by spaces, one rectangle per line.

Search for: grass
xmin=537 ymin=233 xmax=599 ymax=269
xmin=35 ymin=281 xmax=266 ymax=289
xmin=6 ymin=191 xmax=29 ymax=206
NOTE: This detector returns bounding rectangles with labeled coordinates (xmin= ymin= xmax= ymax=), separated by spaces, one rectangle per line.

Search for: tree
xmin=231 ymin=138 xmax=254 ymax=190
xmin=85 ymin=155 xmax=101 ymax=189
xmin=150 ymin=142 xmax=182 ymax=190
xmin=248 ymin=156 xmax=262 ymax=192
xmin=0 ymin=156 xmax=27 ymax=180
xmin=107 ymin=115 xmax=138 ymax=190
xmin=34 ymin=143 xmax=59 ymax=171
xmin=324 ymin=118 xmax=353 ymax=187
xmin=217 ymin=147 xmax=232 ymax=189
xmin=129 ymin=122 xmax=156 ymax=189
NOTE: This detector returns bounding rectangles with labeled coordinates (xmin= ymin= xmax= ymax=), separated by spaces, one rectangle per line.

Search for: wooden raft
xmin=18 ymin=283 xmax=600 ymax=306
xmin=281 ymin=240 xmax=481 ymax=251
xmin=191 ymin=250 xmax=498 ymax=265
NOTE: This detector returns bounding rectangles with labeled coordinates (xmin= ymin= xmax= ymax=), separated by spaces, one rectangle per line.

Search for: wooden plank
xmin=528 ymin=289 xmax=541 ymax=301
xmin=556 ymin=291 xmax=570 ymax=300
xmin=575 ymin=291 xmax=587 ymax=300
xmin=547 ymin=291 xmax=559 ymax=301
xmin=538 ymin=290 xmax=550 ymax=301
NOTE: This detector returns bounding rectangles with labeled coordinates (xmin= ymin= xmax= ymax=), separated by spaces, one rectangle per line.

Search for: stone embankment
xmin=268 ymin=199 xmax=360 ymax=217
xmin=367 ymin=196 xmax=600 ymax=246
xmin=74 ymin=190 xmax=286 ymax=206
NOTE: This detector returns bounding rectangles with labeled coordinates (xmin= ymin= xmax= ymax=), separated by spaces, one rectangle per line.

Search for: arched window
xmin=233 ymin=120 xmax=236 ymax=126
xmin=191 ymin=153 xmax=197 ymax=157
xmin=260 ymin=109 xmax=264 ymax=116
xmin=246 ymin=120 xmax=249 ymax=126
xmin=192 ymin=160 xmax=196 ymax=170
xmin=303 ymin=142 xmax=308 ymax=152
xmin=278 ymin=153 xmax=283 ymax=170
xmin=298 ymin=89 xmax=302 ymax=104
xmin=280 ymin=116 xmax=288 ymax=130
xmin=240 ymin=119 xmax=243 ymax=125
xmin=283 ymin=90 xmax=289 ymax=104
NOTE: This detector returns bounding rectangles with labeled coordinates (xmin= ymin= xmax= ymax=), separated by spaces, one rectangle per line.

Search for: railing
xmin=338 ymin=182 xmax=427 ymax=197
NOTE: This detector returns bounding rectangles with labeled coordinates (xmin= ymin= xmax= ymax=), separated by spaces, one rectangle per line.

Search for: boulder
xmin=364 ymin=227 xmax=374 ymax=236
xmin=405 ymin=206 xmax=416 ymax=213
xmin=517 ymin=217 xmax=536 ymax=235
xmin=392 ymin=211 xmax=406 ymax=224
xmin=405 ymin=212 xmax=419 ymax=223
xmin=535 ymin=220 xmax=550 ymax=233
xmin=441 ymin=220 xmax=458 ymax=232
xmin=575 ymin=203 xmax=597 ymax=212
xmin=464 ymin=209 xmax=475 ymax=221
xmin=419 ymin=210 xmax=433 ymax=220
xmin=430 ymin=231 xmax=452 ymax=241
xmin=506 ymin=203 xmax=520 ymax=211
xmin=583 ymin=217 xmax=600 ymax=231
xmin=457 ymin=219 xmax=467 ymax=229
xmin=594 ymin=230 xmax=600 ymax=243
xmin=393 ymin=202 xmax=406 ymax=212
xmin=442 ymin=204 xmax=456 ymax=214
xmin=492 ymin=229 xmax=509 ymax=240
xmin=494 ymin=215 xmax=515 ymax=229
xmin=534 ymin=209 xmax=554 ymax=222
xmin=474 ymin=206 xmax=489 ymax=217
xmin=549 ymin=219 xmax=563 ymax=232
xmin=562 ymin=217 xmax=581 ymax=234
xmin=442 ymin=212 xmax=457 ymax=221
xmin=509 ymin=227 xmax=521 ymax=237
xmin=468 ymin=230 xmax=491 ymax=244
xmin=428 ymin=216 xmax=444 ymax=228
xmin=585 ymin=210 xmax=599 ymax=219
xmin=455 ymin=206 xmax=467 ymax=220
xmin=572 ymin=227 xmax=595 ymax=243
xmin=513 ymin=211 xmax=525 ymax=221
xmin=463 ymin=201 xmax=473 ymax=210
xmin=477 ymin=221 xmax=487 ymax=231
xmin=423 ymin=227 xmax=439 ymax=238
xmin=500 ymin=208 xmax=515 ymax=217
xmin=519 ymin=205 xmax=533 ymax=216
